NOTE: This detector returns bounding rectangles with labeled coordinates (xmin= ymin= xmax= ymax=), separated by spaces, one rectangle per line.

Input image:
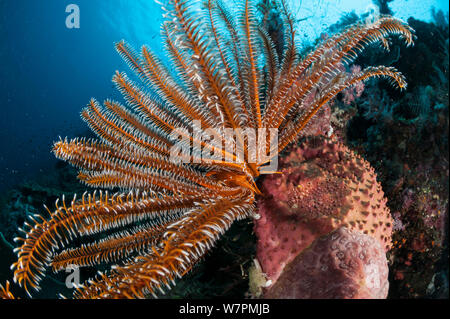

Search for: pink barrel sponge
xmin=265 ymin=227 xmax=389 ymax=299
xmin=254 ymin=137 xmax=393 ymax=290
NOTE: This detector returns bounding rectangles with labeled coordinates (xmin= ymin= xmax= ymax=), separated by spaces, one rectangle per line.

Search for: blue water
xmin=0 ymin=0 xmax=448 ymax=191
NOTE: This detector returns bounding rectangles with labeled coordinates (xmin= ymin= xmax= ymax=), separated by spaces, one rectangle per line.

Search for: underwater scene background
xmin=0 ymin=0 xmax=448 ymax=299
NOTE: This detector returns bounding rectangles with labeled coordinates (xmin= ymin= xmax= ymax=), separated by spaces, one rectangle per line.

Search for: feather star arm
xmin=11 ymin=192 xmax=208 ymax=296
xmin=72 ymin=190 xmax=255 ymax=299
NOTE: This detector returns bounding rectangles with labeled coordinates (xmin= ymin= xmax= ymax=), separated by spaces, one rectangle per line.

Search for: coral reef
xmin=310 ymin=7 xmax=449 ymax=298
xmin=1 ymin=0 xmax=446 ymax=300
xmin=0 ymin=162 xmax=84 ymax=242
xmin=0 ymin=163 xmax=85 ymax=299
xmin=342 ymin=12 xmax=449 ymax=299
xmin=251 ymin=7 xmax=449 ymax=300
xmin=4 ymin=0 xmax=414 ymax=299
xmin=372 ymin=0 xmax=394 ymax=16
xmin=253 ymin=137 xmax=393 ymax=294
xmin=257 ymin=0 xmax=285 ymax=60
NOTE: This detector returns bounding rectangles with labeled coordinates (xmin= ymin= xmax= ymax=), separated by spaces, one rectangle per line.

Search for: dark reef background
xmin=0 ymin=0 xmax=448 ymax=299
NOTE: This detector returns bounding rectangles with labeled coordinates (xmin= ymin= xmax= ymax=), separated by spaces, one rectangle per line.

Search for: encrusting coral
xmin=1 ymin=0 xmax=414 ymax=299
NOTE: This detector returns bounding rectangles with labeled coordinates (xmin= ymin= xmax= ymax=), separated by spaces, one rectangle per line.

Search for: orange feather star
xmin=6 ymin=0 xmax=414 ymax=298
